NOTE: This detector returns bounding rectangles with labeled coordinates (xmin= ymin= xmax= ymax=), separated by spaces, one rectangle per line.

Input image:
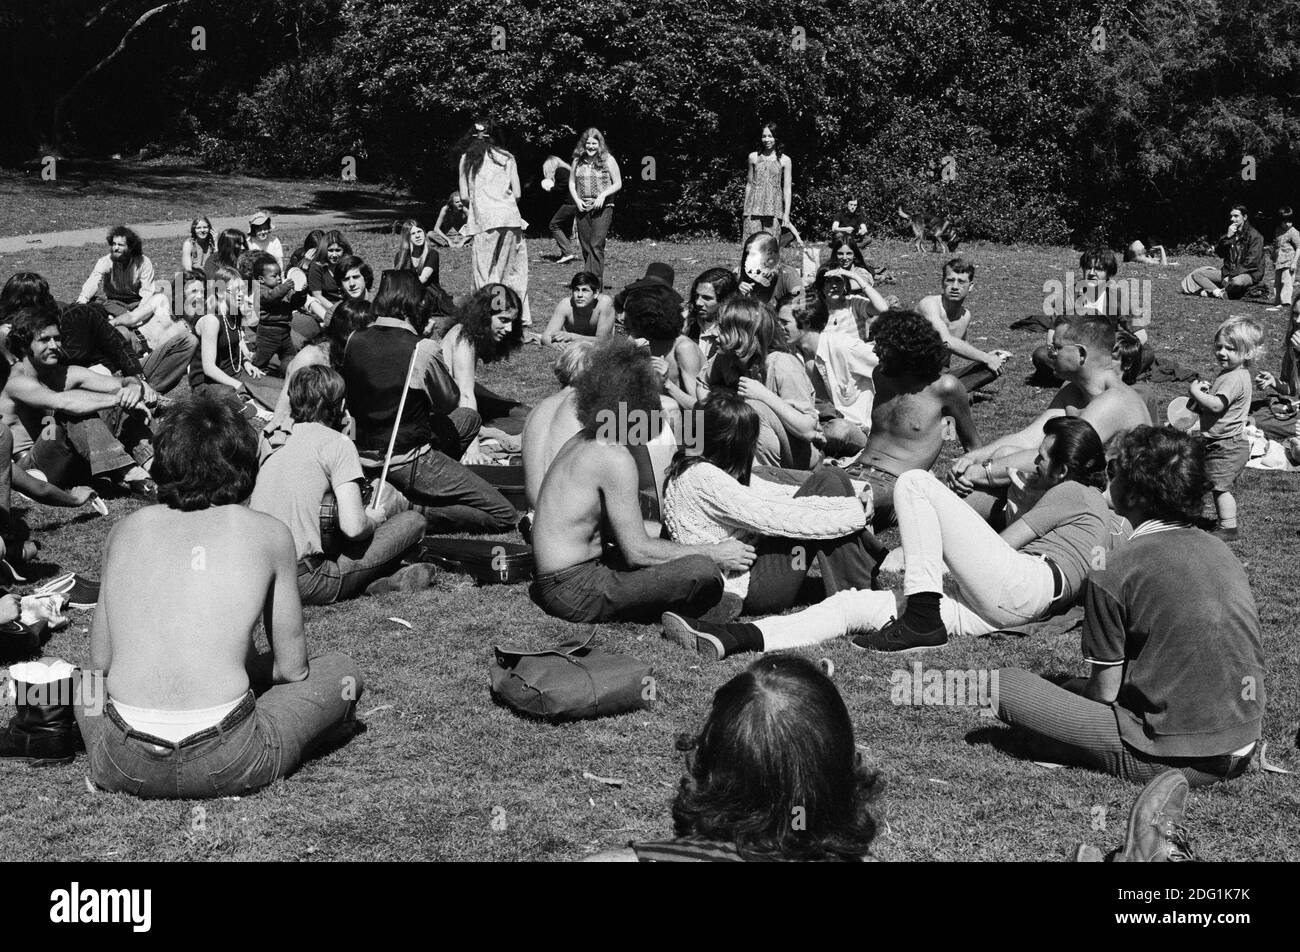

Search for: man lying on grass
xmin=74 ymin=390 xmax=364 ymax=798
xmin=529 ymin=337 xmax=752 ymax=623
xmin=948 ymin=314 xmax=1151 ymax=521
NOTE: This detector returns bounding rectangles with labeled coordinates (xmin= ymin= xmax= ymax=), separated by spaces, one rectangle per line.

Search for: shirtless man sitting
xmin=529 ymin=338 xmax=752 ymax=624
xmin=2 ymin=303 xmax=154 ymax=493
xmin=948 ymin=314 xmax=1152 ymax=516
xmin=754 ymin=310 xmax=981 ymax=544
xmin=73 ymin=390 xmax=363 ymax=798
xmin=522 ymin=341 xmax=592 ymax=510
xmin=843 ymin=310 xmax=982 ymax=527
xmin=916 ymin=257 xmax=1010 ymax=394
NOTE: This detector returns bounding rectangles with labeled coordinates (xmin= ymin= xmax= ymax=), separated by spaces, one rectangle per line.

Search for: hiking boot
xmin=661 ymin=612 xmax=759 ymax=662
xmin=1115 ymin=770 xmax=1192 ymax=862
xmin=0 ymin=662 xmax=78 ymax=767
xmin=851 ymin=615 xmax=948 ymax=653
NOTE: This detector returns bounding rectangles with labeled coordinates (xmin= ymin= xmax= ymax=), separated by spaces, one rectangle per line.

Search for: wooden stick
xmin=374 ymin=344 xmax=421 ymax=510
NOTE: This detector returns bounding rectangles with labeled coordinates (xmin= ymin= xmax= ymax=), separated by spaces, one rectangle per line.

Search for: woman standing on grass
xmin=457 ymin=119 xmax=532 ymax=327
xmin=569 ymin=128 xmax=622 ymax=289
xmin=742 ymin=122 xmax=793 ymax=242
xmin=181 ymin=217 xmax=215 ymax=279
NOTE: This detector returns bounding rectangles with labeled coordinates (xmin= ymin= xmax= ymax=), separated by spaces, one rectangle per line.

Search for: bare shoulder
xmin=931 ymin=372 xmax=967 ymax=401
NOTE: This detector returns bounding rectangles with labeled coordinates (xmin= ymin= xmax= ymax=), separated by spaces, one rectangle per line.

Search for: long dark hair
xmin=452 ymin=283 xmax=524 ymax=363
xmin=666 ymin=391 xmax=759 ymax=489
xmin=457 ymin=118 xmax=511 ymax=182
xmin=757 ymin=120 xmax=784 ymax=159
xmin=372 ymin=269 xmax=426 ymax=333
xmin=213 ymin=228 xmax=246 ymax=271
xmin=326 ymin=298 xmax=374 ymax=372
xmin=672 ymin=654 xmax=880 ymax=862
xmin=290 ymin=229 xmax=327 ymax=270
xmin=1040 ymin=416 xmax=1107 ymax=490
xmin=827 ymin=235 xmax=867 ymax=270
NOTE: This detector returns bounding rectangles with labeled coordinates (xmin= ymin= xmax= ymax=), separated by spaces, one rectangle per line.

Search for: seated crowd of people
xmin=0 ymin=195 xmax=1286 ymax=863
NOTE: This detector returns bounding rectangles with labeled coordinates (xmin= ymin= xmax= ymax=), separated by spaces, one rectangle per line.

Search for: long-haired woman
xmin=742 ymin=121 xmax=793 ymax=241
xmin=456 ymin=118 xmax=532 ymax=327
xmin=662 ymin=417 xmax=1130 ymax=659
xmin=181 ymin=216 xmax=215 ymax=279
xmin=661 ymin=392 xmax=874 ymax=622
xmin=393 ymin=219 xmax=441 ymax=287
xmin=442 ymin=282 xmax=529 ymax=464
xmin=695 ymin=297 xmax=819 ymax=468
xmin=203 ymin=228 xmax=247 ymax=284
xmin=568 ymin=127 xmax=623 ymax=288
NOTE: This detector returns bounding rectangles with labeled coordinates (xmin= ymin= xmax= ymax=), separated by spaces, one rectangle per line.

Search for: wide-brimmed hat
xmin=249 ymin=210 xmax=272 ymax=228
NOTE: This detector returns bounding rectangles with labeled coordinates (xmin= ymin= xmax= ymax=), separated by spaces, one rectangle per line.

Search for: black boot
xmin=0 ymin=675 xmax=77 ymax=767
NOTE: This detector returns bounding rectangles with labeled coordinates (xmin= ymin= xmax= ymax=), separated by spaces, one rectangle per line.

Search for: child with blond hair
xmin=1188 ymin=317 xmax=1264 ymax=540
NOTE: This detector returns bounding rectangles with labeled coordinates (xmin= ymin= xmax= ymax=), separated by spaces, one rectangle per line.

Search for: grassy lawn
xmin=0 ymin=220 xmax=1297 ymax=861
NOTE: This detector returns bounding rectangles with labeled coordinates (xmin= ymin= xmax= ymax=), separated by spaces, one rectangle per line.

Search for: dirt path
xmin=0 ymin=210 xmax=391 ymax=253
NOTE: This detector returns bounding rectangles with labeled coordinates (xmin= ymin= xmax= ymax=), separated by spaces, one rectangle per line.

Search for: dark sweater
xmin=58 ymin=302 xmax=144 ymax=378
xmin=1081 ymin=525 xmax=1265 ymax=758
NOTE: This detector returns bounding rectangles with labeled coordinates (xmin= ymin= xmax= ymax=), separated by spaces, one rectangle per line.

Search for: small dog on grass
xmin=897 ymin=206 xmax=960 ymax=253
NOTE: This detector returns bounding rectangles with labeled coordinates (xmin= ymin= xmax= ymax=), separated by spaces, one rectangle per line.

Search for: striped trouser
xmin=994 ymin=668 xmax=1253 ymax=788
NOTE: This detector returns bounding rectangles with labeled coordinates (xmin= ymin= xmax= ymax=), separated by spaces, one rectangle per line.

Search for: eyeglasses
xmin=1047 ymin=341 xmax=1088 ymax=359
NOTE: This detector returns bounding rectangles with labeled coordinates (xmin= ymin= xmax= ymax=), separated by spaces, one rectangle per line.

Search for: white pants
xmin=894 ymin=470 xmax=1052 ymax=628
xmin=758 ymin=587 xmax=1004 ymax=651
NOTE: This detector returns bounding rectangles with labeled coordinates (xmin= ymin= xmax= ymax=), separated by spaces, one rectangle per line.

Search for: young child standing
xmin=1271 ymin=206 xmax=1299 ymax=310
xmin=1188 ymin=317 xmax=1264 ymax=541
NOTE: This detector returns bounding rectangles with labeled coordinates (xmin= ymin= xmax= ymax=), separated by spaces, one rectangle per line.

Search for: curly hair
xmin=870 ymin=310 xmax=947 ymax=381
xmin=452 ymin=283 xmax=524 ymax=363
xmin=106 ymin=225 xmax=143 ymax=263
xmin=1108 ymin=425 xmax=1208 ymax=524
xmin=671 ymin=655 xmax=880 ymax=862
xmin=575 ymin=337 xmax=661 ymax=442
xmin=623 ymin=290 xmax=682 ymax=343
xmin=154 ymin=390 xmax=259 ymax=511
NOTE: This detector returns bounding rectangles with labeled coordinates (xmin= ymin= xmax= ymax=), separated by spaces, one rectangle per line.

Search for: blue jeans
xmin=530 ymin=553 xmax=722 ymax=623
xmin=297 ymin=510 xmax=426 ymax=605
xmin=384 ymin=445 xmax=517 ymax=535
xmin=576 ymin=205 xmax=614 ymax=287
xmin=74 ymin=653 xmax=363 ymax=799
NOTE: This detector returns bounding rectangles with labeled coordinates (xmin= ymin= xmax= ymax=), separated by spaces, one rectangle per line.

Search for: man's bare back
xmin=531 ymin=433 xmax=619 ymax=572
xmin=859 ymin=372 xmax=979 ymax=475
xmin=95 ymin=504 xmax=298 ymax=709
xmin=1049 ymin=378 xmax=1152 ymax=435
xmin=522 ymin=387 xmax=580 ymax=509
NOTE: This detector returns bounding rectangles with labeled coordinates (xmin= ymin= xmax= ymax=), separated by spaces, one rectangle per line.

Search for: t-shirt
xmin=1200 ymin=366 xmax=1251 ymax=441
xmin=1019 ymin=480 xmax=1130 ymax=604
xmin=307 ymin=260 xmax=342 ymax=302
xmin=835 ymin=207 xmax=867 ymax=233
xmin=250 ymin=422 xmax=363 ymax=558
xmin=1081 ymin=523 xmax=1265 ymax=758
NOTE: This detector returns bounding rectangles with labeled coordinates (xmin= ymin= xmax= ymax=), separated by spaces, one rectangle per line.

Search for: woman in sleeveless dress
xmin=457 ymin=119 xmax=532 ymax=327
xmin=743 ymin=122 xmax=793 ymax=241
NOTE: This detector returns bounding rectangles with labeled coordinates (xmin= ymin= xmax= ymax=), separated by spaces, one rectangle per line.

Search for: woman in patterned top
xmin=568 ymin=127 xmax=622 ymax=288
xmin=742 ymin=122 xmax=793 ymax=241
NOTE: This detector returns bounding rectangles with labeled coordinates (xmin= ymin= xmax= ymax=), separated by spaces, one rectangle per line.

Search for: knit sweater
xmin=663 ymin=462 xmax=867 ymax=598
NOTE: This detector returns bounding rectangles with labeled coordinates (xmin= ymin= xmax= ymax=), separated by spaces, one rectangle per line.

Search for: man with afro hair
xmin=529 ymin=338 xmax=753 ymax=623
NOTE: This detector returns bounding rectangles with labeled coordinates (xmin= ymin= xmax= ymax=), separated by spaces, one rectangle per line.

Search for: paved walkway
xmin=0 ymin=210 xmax=390 ymax=253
